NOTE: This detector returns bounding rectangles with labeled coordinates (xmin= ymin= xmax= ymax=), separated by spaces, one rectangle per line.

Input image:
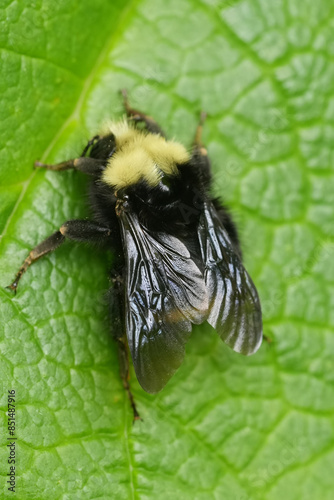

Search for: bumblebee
xmin=8 ymin=91 xmax=262 ymax=419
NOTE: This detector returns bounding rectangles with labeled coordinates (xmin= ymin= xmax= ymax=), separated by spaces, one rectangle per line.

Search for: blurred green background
xmin=1 ymin=0 xmax=334 ymax=498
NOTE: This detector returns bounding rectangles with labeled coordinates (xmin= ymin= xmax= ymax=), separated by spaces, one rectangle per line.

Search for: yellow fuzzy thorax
xmin=101 ymin=120 xmax=190 ymax=189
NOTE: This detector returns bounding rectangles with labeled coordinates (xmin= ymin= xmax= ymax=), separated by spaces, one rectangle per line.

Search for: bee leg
xmin=109 ymin=273 xmax=141 ymax=422
xmin=192 ymin=113 xmax=242 ymax=255
xmin=7 ymin=231 xmax=65 ymax=294
xmin=193 ymin=111 xmax=208 ymax=151
xmin=7 ymin=220 xmax=112 ymax=293
xmin=34 ymin=157 xmax=105 ymax=176
xmin=117 ymin=336 xmax=141 ymax=422
xmin=191 ymin=111 xmax=212 ymax=186
xmin=120 ymin=88 xmax=166 ymax=137
xmin=212 ymin=200 xmax=242 ymax=258
xmin=80 ymin=135 xmax=100 ymax=157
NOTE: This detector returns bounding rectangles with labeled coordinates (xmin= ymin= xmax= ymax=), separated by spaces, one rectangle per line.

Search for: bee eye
xmin=107 ymin=146 xmax=116 ymax=159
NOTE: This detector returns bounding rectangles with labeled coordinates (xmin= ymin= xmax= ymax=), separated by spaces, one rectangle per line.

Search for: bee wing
xmin=198 ymin=201 xmax=262 ymax=355
xmin=119 ymin=211 xmax=208 ymax=393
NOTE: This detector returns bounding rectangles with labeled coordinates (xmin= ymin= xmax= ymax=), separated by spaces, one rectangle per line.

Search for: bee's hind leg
xmin=117 ymin=336 xmax=141 ymax=422
xmin=121 ymin=89 xmax=166 ymax=137
xmin=109 ymin=273 xmax=141 ymax=422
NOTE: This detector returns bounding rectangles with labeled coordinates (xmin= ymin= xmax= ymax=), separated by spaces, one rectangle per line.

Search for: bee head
xmin=89 ymin=133 xmax=116 ymax=160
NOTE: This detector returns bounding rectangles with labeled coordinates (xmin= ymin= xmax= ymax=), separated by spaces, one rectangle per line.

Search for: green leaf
xmin=1 ymin=0 xmax=334 ymax=498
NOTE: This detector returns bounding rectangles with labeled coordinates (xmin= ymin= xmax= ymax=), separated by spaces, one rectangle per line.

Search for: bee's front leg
xmin=121 ymin=89 xmax=166 ymax=138
xmin=34 ymin=156 xmax=105 ymax=175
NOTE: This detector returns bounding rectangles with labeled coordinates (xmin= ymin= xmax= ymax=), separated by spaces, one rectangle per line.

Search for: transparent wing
xmin=198 ymin=201 xmax=262 ymax=355
xmin=119 ymin=211 xmax=208 ymax=393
